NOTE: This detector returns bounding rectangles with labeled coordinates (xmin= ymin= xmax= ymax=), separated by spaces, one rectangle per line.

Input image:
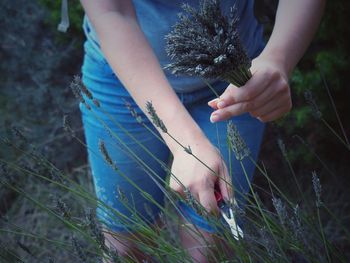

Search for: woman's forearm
xmin=259 ymin=0 xmax=326 ymax=77
xmin=80 ymin=0 xmax=209 ymax=153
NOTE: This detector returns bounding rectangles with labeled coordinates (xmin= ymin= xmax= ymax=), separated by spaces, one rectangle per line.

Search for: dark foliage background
xmin=0 ymin=0 xmax=349 ymax=261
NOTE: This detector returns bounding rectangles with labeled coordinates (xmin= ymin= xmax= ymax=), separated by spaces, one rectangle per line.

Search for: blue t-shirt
xmin=83 ymin=0 xmax=265 ymax=92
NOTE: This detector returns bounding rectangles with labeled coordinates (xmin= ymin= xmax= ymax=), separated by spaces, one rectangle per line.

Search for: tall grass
xmin=0 ymin=73 xmax=349 ymax=262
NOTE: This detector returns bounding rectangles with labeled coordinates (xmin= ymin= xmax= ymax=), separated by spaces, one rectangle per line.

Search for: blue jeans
xmin=80 ymin=39 xmax=265 ymax=233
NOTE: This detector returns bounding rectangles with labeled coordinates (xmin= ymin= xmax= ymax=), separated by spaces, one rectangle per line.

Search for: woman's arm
xmin=81 ymin=0 xmax=205 ymax=152
xmin=208 ymin=0 xmax=326 ymax=123
xmin=80 ymin=0 xmax=232 ymax=213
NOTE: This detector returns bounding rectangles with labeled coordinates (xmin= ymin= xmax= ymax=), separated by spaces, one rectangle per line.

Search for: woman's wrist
xmin=164 ymin=125 xmax=211 ymax=156
xmin=258 ymin=47 xmax=293 ymax=78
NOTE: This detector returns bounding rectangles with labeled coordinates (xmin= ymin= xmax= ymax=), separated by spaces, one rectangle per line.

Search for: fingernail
xmin=210 ymin=114 xmax=219 ymax=123
xmin=208 ymin=98 xmax=219 ymax=105
xmin=217 ymin=101 xmax=226 ymax=108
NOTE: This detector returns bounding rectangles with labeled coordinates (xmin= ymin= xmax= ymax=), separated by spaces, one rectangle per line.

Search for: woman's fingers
xmin=210 ymin=93 xmax=268 ymax=121
xmin=216 ymin=70 xmax=272 ymax=107
xmin=170 ymin=172 xmax=229 ymax=216
xmin=207 ymin=55 xmax=293 ymax=123
xmin=218 ymin=164 xmax=233 ymax=202
xmin=169 ymin=177 xmax=186 ymax=198
xmin=249 ymin=92 xmax=291 ymax=118
xmin=207 ymin=73 xmax=270 ymax=110
xmin=198 ymin=187 xmax=219 ymax=216
xmin=208 ymin=98 xmax=219 ymax=109
xmin=169 ymin=146 xmax=234 ymax=217
xmin=257 ymin=102 xmax=292 ymax=122
xmin=210 ymin=70 xmax=291 ymax=122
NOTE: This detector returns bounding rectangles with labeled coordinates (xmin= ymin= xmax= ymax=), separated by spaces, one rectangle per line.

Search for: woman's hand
xmin=208 ymin=56 xmax=292 ymax=123
xmin=207 ymin=0 xmax=326 ymax=123
xmin=169 ymin=140 xmax=232 ymax=216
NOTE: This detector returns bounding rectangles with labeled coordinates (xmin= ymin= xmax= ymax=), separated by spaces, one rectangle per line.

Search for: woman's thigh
xmin=80 ymin=42 xmax=171 ymax=233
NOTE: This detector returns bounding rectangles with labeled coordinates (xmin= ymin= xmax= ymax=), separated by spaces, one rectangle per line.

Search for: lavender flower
xmin=80 ymin=83 xmax=93 ymax=100
xmin=291 ymin=203 xmax=304 ymax=241
xmin=0 ymin=164 xmax=9 ymax=180
xmin=312 ymin=171 xmax=322 ymax=208
xmin=70 ymin=75 xmax=85 ymax=103
xmin=98 ymin=140 xmax=118 ymax=170
xmin=17 ymin=240 xmax=35 ymax=258
xmin=304 ymin=89 xmax=322 ymax=119
xmin=62 ymin=114 xmax=76 ymax=137
xmin=93 ymin=99 xmax=100 ymax=108
xmin=184 ymin=187 xmax=206 ymax=216
xmin=124 ymin=99 xmax=144 ymax=124
xmin=277 ymin=138 xmax=287 ymax=158
xmin=227 ymin=121 xmax=250 ymax=161
xmin=165 ymin=0 xmax=251 ymax=87
xmin=258 ymin=226 xmax=275 ymax=258
xmin=108 ymin=249 xmax=121 ymax=263
xmin=108 ymin=251 xmax=122 ymax=263
xmin=146 ymin=101 xmax=167 ymax=133
xmin=69 ymin=75 xmax=96 ymax=110
xmin=71 ymin=236 xmax=87 ymax=262
xmin=116 ymin=185 xmax=128 ymax=204
xmin=272 ymin=196 xmax=288 ymax=227
xmin=11 ymin=125 xmax=27 ymax=143
xmin=54 ymin=197 xmax=71 ymax=220
xmin=62 ymin=114 xmax=70 ymax=133
xmin=85 ymin=208 xmax=105 ymax=249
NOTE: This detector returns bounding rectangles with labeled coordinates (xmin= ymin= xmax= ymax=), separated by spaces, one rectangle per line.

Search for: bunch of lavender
xmin=165 ymin=0 xmax=252 ymax=87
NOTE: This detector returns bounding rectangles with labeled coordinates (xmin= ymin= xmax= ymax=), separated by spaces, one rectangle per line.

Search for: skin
xmin=209 ymin=0 xmax=326 ymax=123
xmin=80 ymin=0 xmax=325 ymax=262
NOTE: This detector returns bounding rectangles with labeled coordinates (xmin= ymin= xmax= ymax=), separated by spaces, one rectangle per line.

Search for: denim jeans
xmin=80 ymin=39 xmax=265 ymax=233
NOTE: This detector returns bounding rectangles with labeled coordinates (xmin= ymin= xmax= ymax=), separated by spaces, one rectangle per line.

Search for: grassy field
xmin=0 ymin=0 xmax=349 ymax=262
